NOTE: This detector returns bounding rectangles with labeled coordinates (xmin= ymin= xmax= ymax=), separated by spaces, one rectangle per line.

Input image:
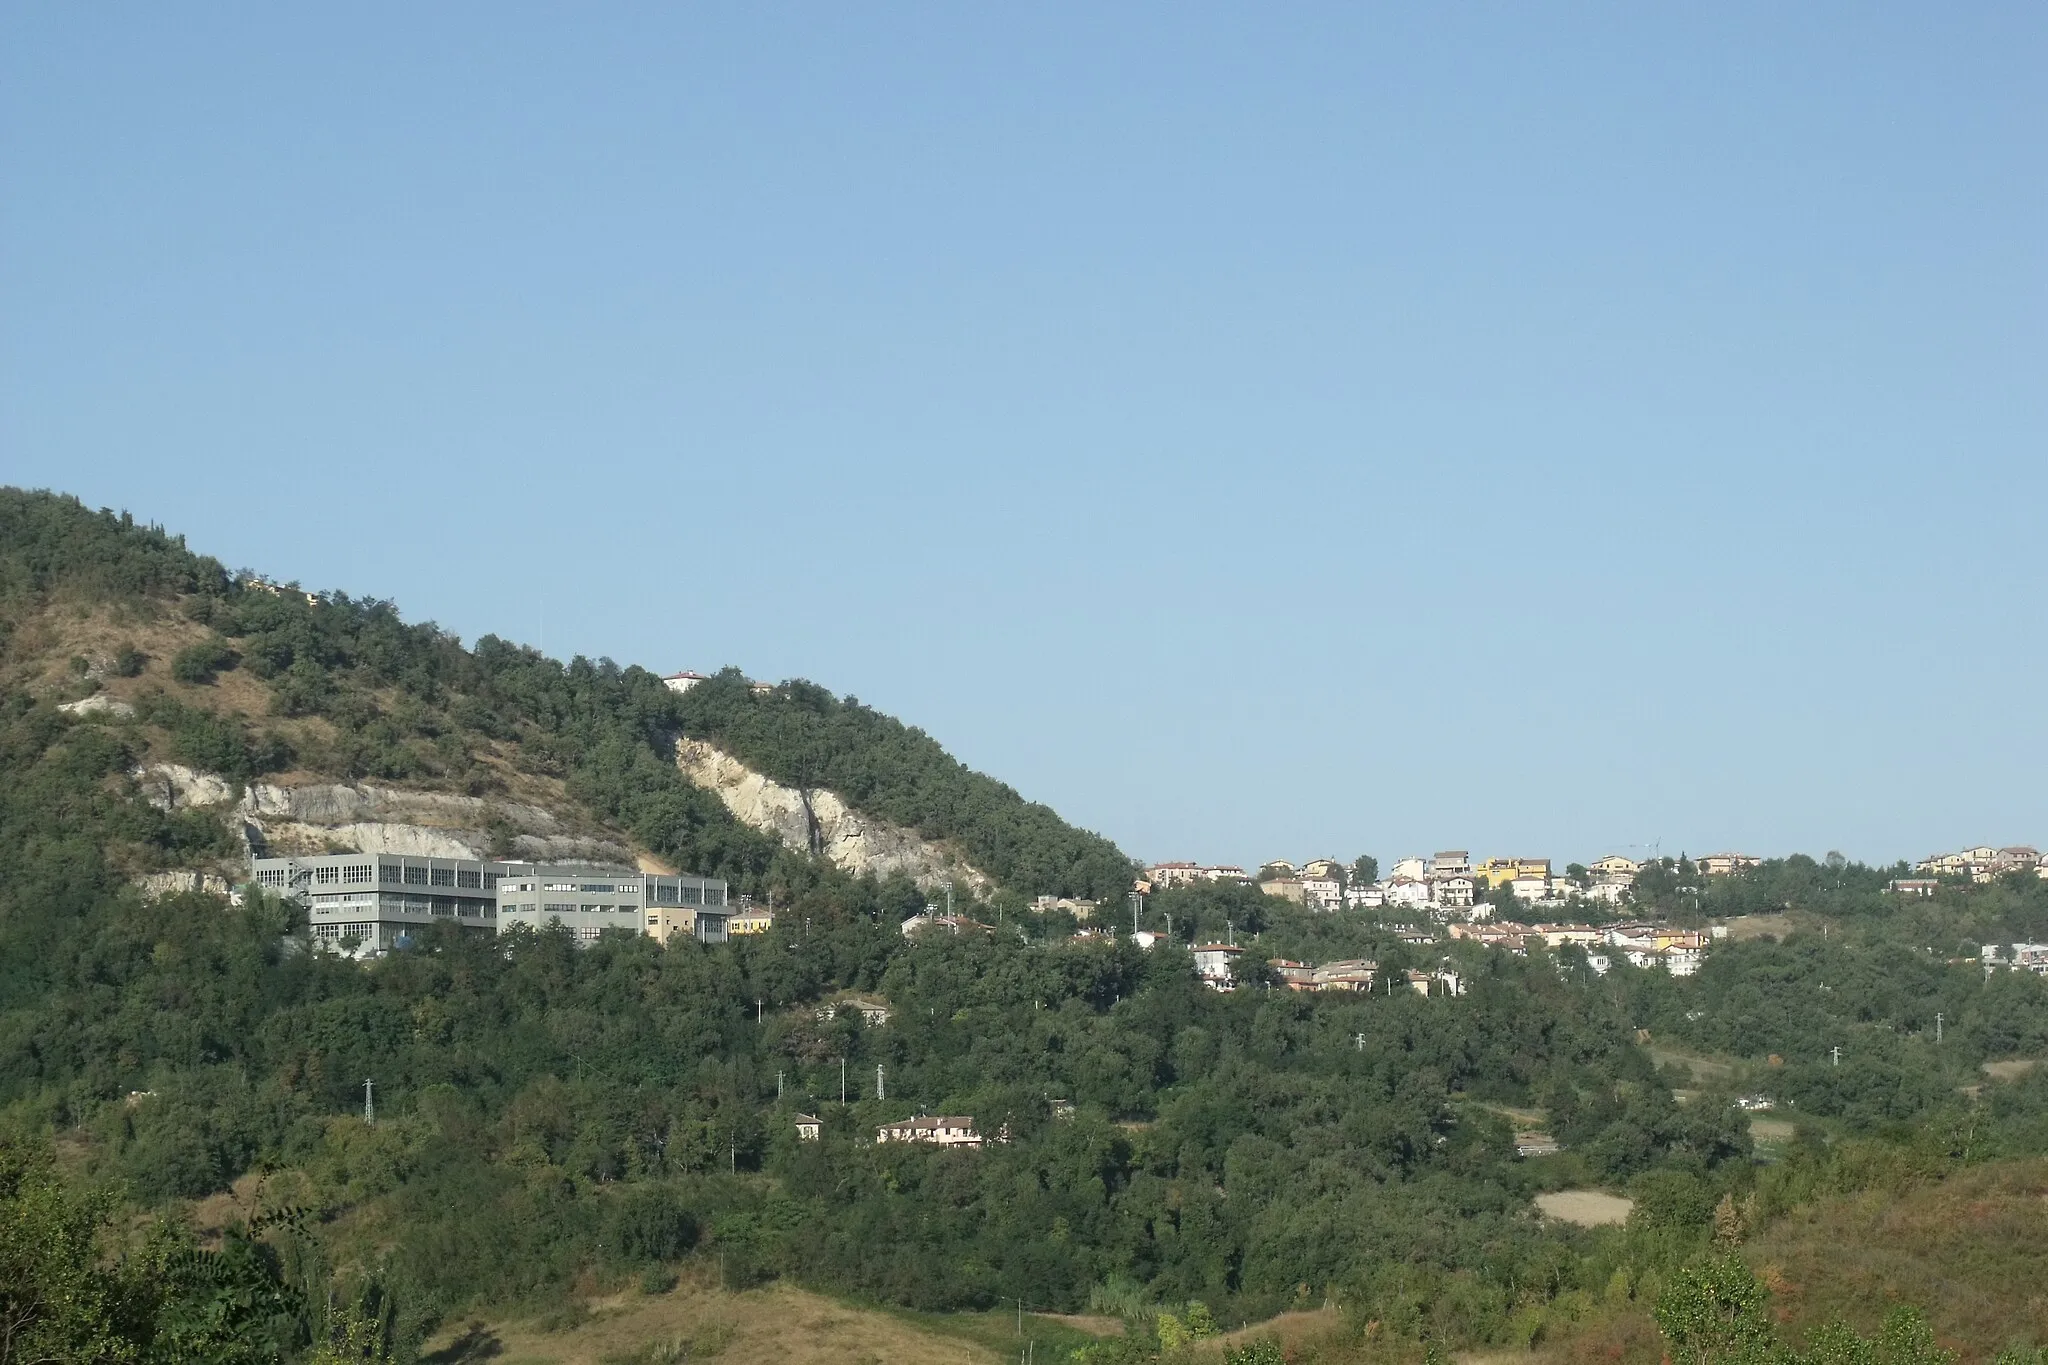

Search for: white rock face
xmin=672 ymin=737 xmax=991 ymax=893
xmin=131 ymin=765 xmax=635 ymax=865
xmin=134 ymin=870 xmax=233 ymax=899
xmin=59 ymin=695 xmax=136 ymax=719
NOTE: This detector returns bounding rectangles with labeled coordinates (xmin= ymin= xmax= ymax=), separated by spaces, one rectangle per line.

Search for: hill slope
xmin=0 ymin=487 xmax=1135 ymax=901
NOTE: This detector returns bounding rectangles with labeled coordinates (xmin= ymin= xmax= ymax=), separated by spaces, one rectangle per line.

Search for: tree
xmin=1351 ymin=855 xmax=1379 ymax=886
xmin=1654 ymin=1255 xmax=1778 ymax=1365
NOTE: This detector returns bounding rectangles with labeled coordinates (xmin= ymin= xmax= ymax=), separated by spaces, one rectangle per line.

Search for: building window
xmin=406 ymin=896 xmax=432 ymax=914
xmin=544 ymin=882 xmax=576 ymax=892
xmin=618 ymin=905 xmax=637 ymax=914
xmin=430 ymin=867 xmax=454 ymax=887
xmin=483 ymin=872 xmax=500 ymax=890
xmin=344 ymin=864 xmax=373 ymax=884
xmin=705 ymin=887 xmax=725 ymax=907
xmin=580 ymin=903 xmax=601 ymax=914
xmin=647 ymin=915 xmax=659 ymax=926
xmin=256 ymin=869 xmax=287 ymax=887
xmin=544 ymin=903 xmax=576 ymax=914
xmin=404 ymin=865 xmax=428 ymax=885
xmin=457 ymin=869 xmax=481 ymax=888
xmin=380 ymin=864 xmax=402 ymax=883
xmin=682 ymin=886 xmax=702 ymax=905
xmin=314 ymin=865 xmax=340 ymax=884
xmin=431 ymin=898 xmax=455 ymax=917
xmin=656 ymin=883 xmax=679 ymax=904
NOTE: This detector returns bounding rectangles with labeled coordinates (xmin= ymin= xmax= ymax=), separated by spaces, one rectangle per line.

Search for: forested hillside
xmin=0 ymin=487 xmax=1132 ymax=900
xmin=10 ymin=486 xmax=2048 ymax=1365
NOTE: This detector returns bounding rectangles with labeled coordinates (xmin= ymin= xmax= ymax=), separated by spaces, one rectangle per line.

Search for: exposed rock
xmin=672 ymin=737 xmax=990 ymax=893
xmin=134 ymin=870 xmax=234 ymax=900
xmin=131 ymin=764 xmax=634 ymax=865
xmin=136 ymin=763 xmax=237 ymax=810
xmin=59 ymin=694 xmax=136 ymax=719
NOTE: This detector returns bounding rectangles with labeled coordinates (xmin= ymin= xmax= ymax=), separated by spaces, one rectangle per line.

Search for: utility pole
xmin=840 ymin=1057 xmax=847 ymax=1104
xmin=1936 ymin=1012 xmax=1944 ymax=1044
xmin=1355 ymin=1033 xmax=1365 ymax=1052
xmin=777 ymin=1070 xmax=785 ymax=1099
xmin=1831 ymin=1046 xmax=1842 ymax=1067
xmin=876 ymin=1065 xmax=885 ymax=1101
xmin=756 ymin=998 xmax=763 ymax=1023
xmin=363 ymin=1078 xmax=375 ymax=1127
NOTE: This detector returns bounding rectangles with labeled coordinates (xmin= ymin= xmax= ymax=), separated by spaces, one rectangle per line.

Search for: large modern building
xmin=251 ymin=854 xmax=729 ymax=953
xmin=492 ymin=862 xmax=730 ymax=945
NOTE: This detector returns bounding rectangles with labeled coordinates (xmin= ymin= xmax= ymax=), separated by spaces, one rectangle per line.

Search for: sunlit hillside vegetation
xmin=6 ymin=487 xmax=2048 ymax=1365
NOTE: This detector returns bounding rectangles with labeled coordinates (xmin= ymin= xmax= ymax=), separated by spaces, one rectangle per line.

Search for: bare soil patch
xmin=1535 ymin=1190 xmax=1634 ymax=1227
xmin=1984 ymin=1059 xmax=2043 ymax=1082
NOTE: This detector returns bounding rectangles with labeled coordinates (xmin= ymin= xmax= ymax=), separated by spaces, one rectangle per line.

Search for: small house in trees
xmin=794 ymin=1114 xmax=822 ymax=1141
xmin=1192 ymin=942 xmax=1242 ymax=989
xmin=877 ymin=1116 xmax=985 ymax=1147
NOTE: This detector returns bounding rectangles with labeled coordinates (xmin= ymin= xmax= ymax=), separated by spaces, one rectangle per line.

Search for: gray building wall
xmin=253 ymin=855 xmax=731 ymax=952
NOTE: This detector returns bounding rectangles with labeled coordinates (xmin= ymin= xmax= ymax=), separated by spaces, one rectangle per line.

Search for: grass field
xmin=419 ymin=1268 xmax=1111 ymax=1365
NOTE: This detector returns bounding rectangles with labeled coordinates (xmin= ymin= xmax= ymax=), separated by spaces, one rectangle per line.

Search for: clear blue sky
xmin=4 ymin=5 xmax=2043 ymax=871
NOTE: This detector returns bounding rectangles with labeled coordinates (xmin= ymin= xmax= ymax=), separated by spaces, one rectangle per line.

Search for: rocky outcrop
xmin=132 ymin=764 xmax=636 ymax=866
xmin=59 ymin=694 xmax=136 ymax=719
xmin=134 ymin=870 xmax=234 ymax=900
xmin=672 ymin=738 xmax=990 ymax=893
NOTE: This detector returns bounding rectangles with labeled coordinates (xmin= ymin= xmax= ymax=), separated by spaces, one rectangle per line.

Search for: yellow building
xmin=728 ymin=907 xmax=777 ymax=936
xmin=1476 ymin=857 xmax=1551 ymax=888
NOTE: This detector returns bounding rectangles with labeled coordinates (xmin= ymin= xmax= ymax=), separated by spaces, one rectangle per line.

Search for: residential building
xmin=1509 ymin=875 xmax=1549 ymax=902
xmin=1589 ymin=855 xmax=1640 ymax=879
xmin=1192 ymin=942 xmax=1243 ymax=988
xmin=1033 ymin=895 xmax=1099 ymax=920
xmin=900 ymin=912 xmax=985 ymax=938
xmin=1585 ymin=878 xmax=1632 ymax=906
xmin=1269 ymin=959 xmax=1317 ymax=991
xmin=1259 ymin=878 xmax=1306 ymax=904
xmin=1432 ymin=876 xmax=1475 ymax=910
xmin=794 ymin=1114 xmax=822 ymax=1141
xmin=1477 ymin=857 xmax=1550 ymax=888
xmin=1389 ymin=857 xmax=1428 ymax=881
xmin=1144 ymin=863 xmax=1250 ymax=889
xmin=1299 ymin=873 xmax=1344 ymax=912
xmin=1429 ymin=850 xmax=1472 ymax=878
xmin=877 ymin=1116 xmax=985 ymax=1147
xmin=1887 ymin=879 xmax=1940 ymax=898
xmin=661 ymin=671 xmax=710 ymax=694
xmin=1697 ymin=853 xmax=1763 ymax=877
xmin=1346 ymin=882 xmax=1385 ymax=909
xmin=1384 ymin=876 xmax=1430 ymax=909
xmin=1301 ymin=858 xmax=1346 ymax=881
xmin=728 ymin=905 xmax=778 ymax=935
xmin=1309 ymin=959 xmax=1376 ymax=992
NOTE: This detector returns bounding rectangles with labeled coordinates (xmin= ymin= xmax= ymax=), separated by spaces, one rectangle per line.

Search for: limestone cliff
xmin=671 ymin=738 xmax=991 ymax=894
xmin=134 ymin=764 xmax=637 ymax=866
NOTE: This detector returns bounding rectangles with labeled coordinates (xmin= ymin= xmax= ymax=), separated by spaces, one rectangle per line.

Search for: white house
xmin=794 ymin=1114 xmax=822 ymax=1141
xmin=661 ymin=671 xmax=709 ymax=694
xmin=1432 ymin=876 xmax=1476 ymax=909
xmin=1346 ymin=882 xmax=1385 ymax=909
xmin=1384 ymin=876 xmax=1431 ymax=909
xmin=877 ymin=1116 xmax=985 ymax=1147
xmin=1192 ymin=942 xmax=1243 ymax=989
xmin=1300 ymin=873 xmax=1344 ymax=912
xmin=1390 ymin=857 xmax=1428 ymax=881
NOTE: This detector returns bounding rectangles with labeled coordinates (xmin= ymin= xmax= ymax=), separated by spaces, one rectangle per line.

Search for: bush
xmin=170 ymin=639 xmax=238 ymax=685
xmin=113 ymin=645 xmax=146 ymax=677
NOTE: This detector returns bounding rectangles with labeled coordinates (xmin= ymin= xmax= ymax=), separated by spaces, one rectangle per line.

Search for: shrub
xmin=170 ymin=639 xmax=238 ymax=685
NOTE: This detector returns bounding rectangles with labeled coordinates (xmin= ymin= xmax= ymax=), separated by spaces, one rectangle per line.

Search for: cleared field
xmin=423 ymin=1279 xmax=1004 ymax=1365
xmin=1750 ymin=1117 xmax=1796 ymax=1141
xmin=1983 ymin=1059 xmax=2042 ymax=1082
xmin=1534 ymin=1190 xmax=1633 ymax=1226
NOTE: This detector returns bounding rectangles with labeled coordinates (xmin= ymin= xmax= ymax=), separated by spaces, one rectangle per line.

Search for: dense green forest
xmin=8 ymin=487 xmax=2048 ymax=1364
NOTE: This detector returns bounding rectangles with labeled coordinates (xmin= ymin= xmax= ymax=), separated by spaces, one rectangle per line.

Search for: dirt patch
xmin=1984 ymin=1060 xmax=2043 ymax=1082
xmin=424 ymin=1277 xmax=1000 ymax=1365
xmin=1034 ymin=1314 xmax=1123 ymax=1338
xmin=1751 ymin=1118 xmax=1796 ymax=1142
xmin=1535 ymin=1190 xmax=1634 ymax=1227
